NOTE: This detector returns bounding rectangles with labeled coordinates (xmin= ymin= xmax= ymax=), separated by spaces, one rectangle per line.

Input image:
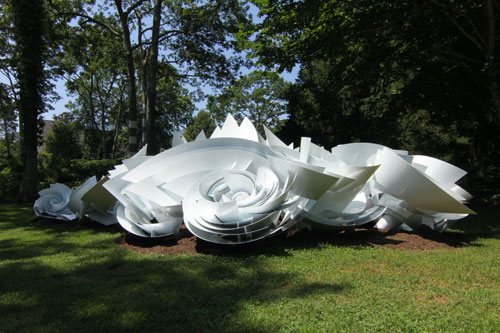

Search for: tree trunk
xmin=87 ymin=74 xmax=101 ymax=158
xmin=115 ymin=0 xmax=139 ymax=155
xmin=111 ymin=97 xmax=123 ymax=158
xmin=101 ymin=111 xmax=107 ymax=158
xmin=3 ymin=72 xmax=17 ymax=159
xmin=2 ymin=120 xmax=12 ymax=158
xmin=141 ymin=59 xmax=148 ymax=146
xmin=12 ymin=0 xmax=45 ymax=202
xmin=144 ymin=0 xmax=163 ymax=155
xmin=136 ymin=11 xmax=147 ymax=148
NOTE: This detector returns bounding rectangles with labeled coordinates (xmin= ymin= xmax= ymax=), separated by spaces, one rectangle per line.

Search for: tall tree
xmin=133 ymin=0 xmax=249 ymax=154
xmin=62 ymin=20 xmax=128 ymax=158
xmin=10 ymin=0 xmax=48 ymax=202
xmin=63 ymin=0 xmax=249 ymax=155
xmin=143 ymin=0 xmax=162 ymax=154
xmin=153 ymin=63 xmax=195 ymax=148
xmin=113 ymin=0 xmax=142 ymax=154
xmin=207 ymin=70 xmax=288 ymax=133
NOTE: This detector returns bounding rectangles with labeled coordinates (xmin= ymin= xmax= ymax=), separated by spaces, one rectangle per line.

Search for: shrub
xmin=38 ymin=154 xmax=120 ymax=189
xmin=0 ymin=158 xmax=23 ymax=203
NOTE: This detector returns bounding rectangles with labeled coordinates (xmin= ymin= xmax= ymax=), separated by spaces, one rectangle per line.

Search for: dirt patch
xmin=116 ymin=224 xmax=470 ymax=256
xmin=32 ymin=217 xmax=470 ymax=255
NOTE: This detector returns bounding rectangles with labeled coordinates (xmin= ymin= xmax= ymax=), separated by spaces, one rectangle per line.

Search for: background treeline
xmin=0 ymin=0 xmax=498 ymax=203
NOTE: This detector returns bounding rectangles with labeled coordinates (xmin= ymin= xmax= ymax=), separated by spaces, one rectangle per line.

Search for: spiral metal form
xmin=34 ymin=114 xmax=474 ymax=244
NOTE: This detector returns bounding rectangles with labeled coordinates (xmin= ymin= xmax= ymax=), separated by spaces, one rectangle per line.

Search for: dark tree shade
xmin=11 ymin=0 xmax=47 ymax=202
xmin=245 ymin=0 xmax=500 ymax=190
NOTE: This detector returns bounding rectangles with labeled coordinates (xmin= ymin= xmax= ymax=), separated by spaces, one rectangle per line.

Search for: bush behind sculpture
xmin=0 ymin=158 xmax=23 ymax=203
xmin=0 ymin=154 xmax=120 ymax=203
xmin=38 ymin=154 xmax=120 ymax=189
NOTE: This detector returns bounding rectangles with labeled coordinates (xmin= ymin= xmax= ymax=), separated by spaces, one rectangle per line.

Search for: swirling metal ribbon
xmin=34 ymin=114 xmax=475 ymax=244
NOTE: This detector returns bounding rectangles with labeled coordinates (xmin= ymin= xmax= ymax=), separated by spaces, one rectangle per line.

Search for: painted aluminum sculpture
xmin=34 ymin=176 xmax=119 ymax=226
xmin=34 ymin=114 xmax=475 ymax=244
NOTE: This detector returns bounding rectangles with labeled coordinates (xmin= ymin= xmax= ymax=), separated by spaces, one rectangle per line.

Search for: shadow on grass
xmin=0 ymin=205 xmax=350 ymax=332
xmin=1 ymin=203 xmax=498 ymax=331
xmin=0 ymin=240 xmax=349 ymax=332
xmin=446 ymin=203 xmax=500 ymax=242
xmin=32 ymin=216 xmax=125 ymax=235
xmin=204 ymin=226 xmax=472 ymax=252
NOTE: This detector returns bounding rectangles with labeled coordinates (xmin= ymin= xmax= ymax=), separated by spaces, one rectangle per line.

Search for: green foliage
xmin=0 ymin=149 xmax=120 ymax=202
xmin=161 ymin=0 xmax=251 ymax=84
xmin=61 ymin=0 xmax=251 ymax=154
xmin=0 ymin=158 xmax=22 ymax=203
xmin=67 ymin=158 xmax=119 ymax=185
xmin=207 ymin=70 xmax=289 ymax=133
xmin=10 ymin=0 xmax=46 ymax=116
xmin=183 ymin=110 xmax=217 ymax=141
xmin=153 ymin=64 xmax=196 ymax=149
xmin=45 ymin=120 xmax=83 ymax=160
xmin=61 ymin=16 xmax=128 ymax=159
xmin=245 ymin=0 xmax=500 ymax=192
xmin=38 ymin=154 xmax=120 ymax=189
xmin=0 ymin=0 xmax=75 ymax=201
xmin=0 ymin=204 xmax=499 ymax=331
xmin=0 ymin=83 xmax=17 ymax=158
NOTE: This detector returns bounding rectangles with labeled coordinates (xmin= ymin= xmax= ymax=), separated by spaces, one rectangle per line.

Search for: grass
xmin=0 ymin=203 xmax=499 ymax=332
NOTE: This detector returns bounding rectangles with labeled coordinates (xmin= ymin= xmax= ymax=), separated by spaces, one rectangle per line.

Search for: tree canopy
xmin=183 ymin=110 xmax=217 ymax=141
xmin=241 ymin=0 xmax=500 ymax=189
xmin=45 ymin=119 xmax=83 ymax=160
xmin=59 ymin=0 xmax=250 ymax=154
xmin=207 ymin=70 xmax=289 ymax=133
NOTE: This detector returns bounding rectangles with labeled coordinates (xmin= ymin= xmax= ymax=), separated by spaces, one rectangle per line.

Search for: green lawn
xmin=0 ymin=204 xmax=499 ymax=332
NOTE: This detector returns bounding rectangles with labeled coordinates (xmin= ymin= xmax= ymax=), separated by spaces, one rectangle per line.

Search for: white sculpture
xmin=34 ymin=114 xmax=475 ymax=244
xmin=34 ymin=183 xmax=76 ymax=220
xmin=34 ymin=176 xmax=118 ymax=225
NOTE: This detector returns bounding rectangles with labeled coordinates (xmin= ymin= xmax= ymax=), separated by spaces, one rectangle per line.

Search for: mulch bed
xmin=116 ymin=224 xmax=470 ymax=256
xmin=32 ymin=217 xmax=470 ymax=256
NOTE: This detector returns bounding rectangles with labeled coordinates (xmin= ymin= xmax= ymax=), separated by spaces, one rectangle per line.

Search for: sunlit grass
xmin=0 ymin=204 xmax=499 ymax=332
